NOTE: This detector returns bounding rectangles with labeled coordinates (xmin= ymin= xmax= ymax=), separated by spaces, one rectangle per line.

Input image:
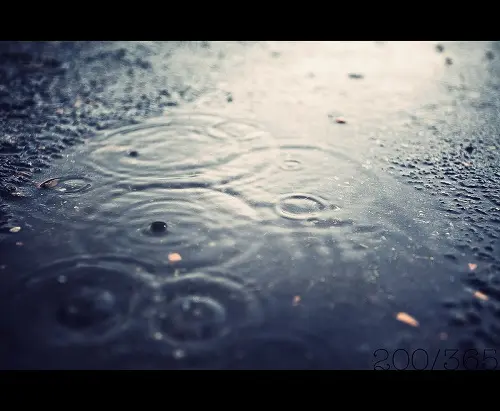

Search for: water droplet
xmin=150 ymin=221 xmax=167 ymax=234
xmin=77 ymin=186 xmax=261 ymax=271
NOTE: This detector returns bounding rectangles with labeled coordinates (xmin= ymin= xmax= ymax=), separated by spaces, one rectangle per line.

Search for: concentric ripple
xmin=82 ymin=113 xmax=277 ymax=186
xmin=275 ymin=193 xmax=334 ymax=220
xmin=222 ymin=143 xmax=382 ymax=227
xmin=0 ymin=256 xmax=156 ymax=348
xmin=213 ymin=142 xmax=397 ymax=264
xmin=19 ymin=174 xmax=96 ymax=228
xmin=149 ymin=272 xmax=263 ymax=351
xmin=76 ymin=185 xmax=262 ymax=270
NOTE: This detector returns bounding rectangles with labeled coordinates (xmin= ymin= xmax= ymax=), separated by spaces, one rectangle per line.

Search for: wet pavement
xmin=1 ymin=41 xmax=500 ymax=370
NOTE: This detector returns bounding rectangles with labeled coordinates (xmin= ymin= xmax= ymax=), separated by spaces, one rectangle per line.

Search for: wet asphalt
xmin=1 ymin=41 xmax=500 ymax=370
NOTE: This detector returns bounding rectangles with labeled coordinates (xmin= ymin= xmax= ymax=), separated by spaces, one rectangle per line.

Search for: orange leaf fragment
xmin=468 ymin=263 xmax=477 ymax=271
xmin=473 ymin=290 xmax=489 ymax=301
xmin=396 ymin=312 xmax=419 ymax=327
xmin=168 ymin=253 xmax=182 ymax=263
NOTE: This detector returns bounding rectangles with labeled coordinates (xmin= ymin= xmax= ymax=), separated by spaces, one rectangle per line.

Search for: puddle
xmin=2 ymin=111 xmax=467 ymax=369
xmin=3 ymin=40 xmax=492 ymax=368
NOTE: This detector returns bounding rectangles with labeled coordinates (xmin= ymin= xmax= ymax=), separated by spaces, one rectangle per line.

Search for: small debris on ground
xmin=445 ymin=57 xmax=453 ymax=65
xmin=473 ymin=290 xmax=488 ymax=301
xmin=468 ymin=263 xmax=477 ymax=271
xmin=348 ymin=73 xmax=364 ymax=79
xmin=16 ymin=242 xmax=23 ymax=246
xmin=396 ymin=312 xmax=419 ymax=327
xmin=335 ymin=117 xmax=347 ymax=124
xmin=128 ymin=150 xmax=139 ymax=157
xmin=486 ymin=51 xmax=494 ymax=60
xmin=168 ymin=252 xmax=182 ymax=263
xmin=436 ymin=44 xmax=444 ymax=53
xmin=9 ymin=226 xmax=21 ymax=233
xmin=226 ymin=93 xmax=233 ymax=103
xmin=292 ymin=295 xmax=301 ymax=306
xmin=464 ymin=144 xmax=474 ymax=154
xmin=55 ymin=108 xmax=64 ymax=115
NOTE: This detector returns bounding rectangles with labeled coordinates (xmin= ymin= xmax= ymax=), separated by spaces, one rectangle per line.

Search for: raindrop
xmin=150 ymin=221 xmax=168 ymax=234
xmin=73 ymin=186 xmax=262 ymax=271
